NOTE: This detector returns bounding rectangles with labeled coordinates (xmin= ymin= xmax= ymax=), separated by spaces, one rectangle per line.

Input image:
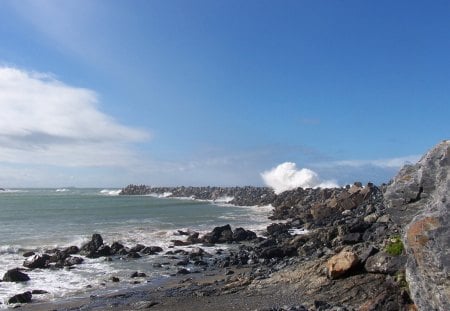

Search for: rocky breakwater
xmin=120 ymin=185 xmax=276 ymax=206
xmin=385 ymin=140 xmax=450 ymax=310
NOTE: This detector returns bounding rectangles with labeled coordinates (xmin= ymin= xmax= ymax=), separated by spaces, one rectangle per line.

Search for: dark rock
xmin=266 ymin=223 xmax=290 ymax=237
xmin=49 ymin=250 xmax=70 ymax=263
xmin=22 ymin=251 xmax=35 ymax=258
xmin=8 ymin=291 xmax=32 ymax=304
xmin=130 ymin=271 xmax=147 ymax=278
xmin=364 ymin=252 xmax=406 ymax=275
xmin=259 ymin=246 xmax=285 ymax=259
xmin=187 ymin=232 xmax=201 ymax=244
xmin=177 ymin=268 xmax=190 ymax=275
xmin=171 ymin=240 xmax=190 ymax=246
xmin=259 ymin=246 xmax=297 ymax=259
xmin=63 ymin=246 xmax=79 ymax=255
xmin=31 ymin=290 xmax=48 ymax=294
xmin=110 ymin=241 xmax=125 ymax=254
xmin=358 ymin=245 xmax=379 ymax=264
xmin=2 ymin=268 xmax=30 ymax=282
xmin=117 ymin=248 xmax=129 ymax=256
xmin=96 ymin=245 xmax=111 ymax=257
xmin=342 ymin=232 xmax=361 ymax=244
xmin=258 ymin=238 xmax=277 ymax=248
xmin=202 ymin=224 xmax=233 ymax=244
xmin=130 ymin=244 xmax=146 ymax=253
xmin=64 ymin=256 xmax=84 ymax=266
xmin=80 ymin=234 xmax=105 ymax=258
xmin=23 ymin=254 xmax=50 ymax=269
xmin=232 ymin=227 xmax=257 ymax=241
xmin=111 ymin=276 xmax=120 ymax=282
xmin=142 ymin=246 xmax=163 ymax=254
xmin=127 ymin=252 xmax=142 ymax=259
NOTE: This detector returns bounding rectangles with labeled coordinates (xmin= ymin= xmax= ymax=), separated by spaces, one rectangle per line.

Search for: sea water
xmin=0 ymin=188 xmax=272 ymax=307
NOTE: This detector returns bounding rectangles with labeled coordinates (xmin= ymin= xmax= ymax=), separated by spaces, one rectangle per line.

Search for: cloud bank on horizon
xmin=261 ymin=162 xmax=339 ymax=194
xmin=0 ymin=66 xmax=150 ymax=167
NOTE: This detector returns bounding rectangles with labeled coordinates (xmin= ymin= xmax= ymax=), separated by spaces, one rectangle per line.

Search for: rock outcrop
xmin=385 ymin=140 xmax=450 ymax=310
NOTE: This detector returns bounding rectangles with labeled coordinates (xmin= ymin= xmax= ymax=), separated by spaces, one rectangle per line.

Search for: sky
xmin=0 ymin=0 xmax=449 ymax=188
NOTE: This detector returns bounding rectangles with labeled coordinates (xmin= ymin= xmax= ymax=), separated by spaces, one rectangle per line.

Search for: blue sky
xmin=0 ymin=0 xmax=449 ymax=188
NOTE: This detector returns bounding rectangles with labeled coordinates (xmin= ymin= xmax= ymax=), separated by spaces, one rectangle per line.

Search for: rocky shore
xmin=5 ymin=141 xmax=449 ymax=310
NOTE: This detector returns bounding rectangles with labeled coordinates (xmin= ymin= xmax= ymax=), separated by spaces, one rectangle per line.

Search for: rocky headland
xmin=7 ymin=141 xmax=449 ymax=310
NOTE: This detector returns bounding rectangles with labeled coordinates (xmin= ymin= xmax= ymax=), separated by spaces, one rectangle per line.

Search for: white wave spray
xmin=261 ymin=162 xmax=338 ymax=194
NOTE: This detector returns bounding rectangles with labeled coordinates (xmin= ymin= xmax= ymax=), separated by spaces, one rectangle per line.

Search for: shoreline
xmin=4 ymin=182 xmax=395 ymax=310
xmin=6 ymin=181 xmax=407 ymax=310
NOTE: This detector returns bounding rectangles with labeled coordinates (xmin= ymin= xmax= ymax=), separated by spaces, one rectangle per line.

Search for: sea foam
xmin=99 ymin=189 xmax=121 ymax=196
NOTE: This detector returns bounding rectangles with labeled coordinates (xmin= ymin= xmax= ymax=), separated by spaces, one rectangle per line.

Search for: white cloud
xmin=0 ymin=66 xmax=150 ymax=167
xmin=261 ymin=162 xmax=338 ymax=194
xmin=317 ymin=155 xmax=421 ymax=169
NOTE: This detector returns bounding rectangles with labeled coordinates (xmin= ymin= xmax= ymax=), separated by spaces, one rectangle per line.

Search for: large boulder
xmin=80 ymin=234 xmax=107 ymax=258
xmin=202 ymin=224 xmax=233 ymax=244
xmin=384 ymin=140 xmax=450 ymax=310
xmin=2 ymin=268 xmax=30 ymax=282
xmin=326 ymin=251 xmax=359 ymax=279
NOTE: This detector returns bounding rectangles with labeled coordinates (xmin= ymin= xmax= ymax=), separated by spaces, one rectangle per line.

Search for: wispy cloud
xmin=316 ymin=155 xmax=421 ymax=169
xmin=0 ymin=66 xmax=150 ymax=167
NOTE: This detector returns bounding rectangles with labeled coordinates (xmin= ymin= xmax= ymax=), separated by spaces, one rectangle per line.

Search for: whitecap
xmin=213 ymin=196 xmax=234 ymax=204
xmin=99 ymin=189 xmax=121 ymax=196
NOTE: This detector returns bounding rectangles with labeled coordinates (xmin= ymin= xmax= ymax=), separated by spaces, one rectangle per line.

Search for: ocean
xmin=0 ymin=188 xmax=272 ymax=307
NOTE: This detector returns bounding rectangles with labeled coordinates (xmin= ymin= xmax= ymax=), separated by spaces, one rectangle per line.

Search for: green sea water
xmin=0 ymin=188 xmax=272 ymax=307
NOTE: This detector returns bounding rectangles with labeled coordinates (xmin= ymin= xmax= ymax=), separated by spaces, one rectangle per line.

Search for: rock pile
xmin=120 ymin=179 xmax=415 ymax=309
xmin=120 ymin=185 xmax=276 ymax=206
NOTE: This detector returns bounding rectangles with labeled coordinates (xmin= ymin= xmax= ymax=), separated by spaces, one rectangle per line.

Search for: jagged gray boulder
xmin=385 ymin=140 xmax=450 ymax=310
